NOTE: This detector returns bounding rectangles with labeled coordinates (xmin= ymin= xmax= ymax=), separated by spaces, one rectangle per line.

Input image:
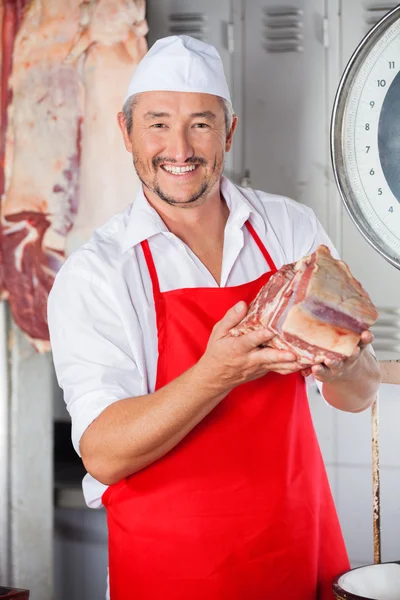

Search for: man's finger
xmin=359 ymin=330 xmax=374 ymax=348
xmin=323 ymin=358 xmax=344 ymax=369
xmin=311 ymin=364 xmax=330 ymax=379
xmin=217 ymin=301 xmax=248 ymax=336
xmin=238 ymin=328 xmax=276 ymax=350
xmin=271 ymin=362 xmax=302 ymax=373
xmin=254 ymin=346 xmax=297 ymax=363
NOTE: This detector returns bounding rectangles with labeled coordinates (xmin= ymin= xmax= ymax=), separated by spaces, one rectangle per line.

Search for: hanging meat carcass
xmin=64 ymin=0 xmax=147 ymax=255
xmin=1 ymin=0 xmax=147 ymax=351
xmin=1 ymin=0 xmax=84 ymax=351
xmin=230 ymin=245 xmax=379 ymax=371
xmin=0 ymin=0 xmax=30 ymax=300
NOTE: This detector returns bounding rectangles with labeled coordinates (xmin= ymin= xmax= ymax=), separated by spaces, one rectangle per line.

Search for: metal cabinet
xmin=241 ymin=0 xmax=329 ymax=230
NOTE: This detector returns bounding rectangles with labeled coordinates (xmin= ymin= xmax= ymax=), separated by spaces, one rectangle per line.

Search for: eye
xmin=151 ymin=123 xmax=167 ymax=129
xmin=193 ymin=123 xmax=209 ymax=129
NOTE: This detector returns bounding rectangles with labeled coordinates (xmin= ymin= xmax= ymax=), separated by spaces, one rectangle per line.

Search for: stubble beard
xmin=132 ymin=153 xmax=223 ymax=207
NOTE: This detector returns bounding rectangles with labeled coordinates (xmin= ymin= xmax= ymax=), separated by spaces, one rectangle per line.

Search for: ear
xmin=117 ymin=112 xmax=133 ymax=152
xmin=225 ymin=114 xmax=238 ymax=152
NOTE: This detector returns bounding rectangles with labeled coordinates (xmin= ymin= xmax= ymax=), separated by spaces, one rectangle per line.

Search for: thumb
xmin=217 ymin=301 xmax=248 ymax=336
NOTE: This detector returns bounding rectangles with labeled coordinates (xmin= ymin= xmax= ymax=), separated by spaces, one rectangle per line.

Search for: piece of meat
xmin=1 ymin=0 xmax=84 ymax=349
xmin=230 ymin=245 xmax=379 ymax=370
xmin=3 ymin=0 xmax=84 ymax=241
xmin=0 ymin=0 xmax=29 ymax=298
xmin=1 ymin=0 xmax=147 ymax=351
xmin=2 ymin=211 xmax=64 ymax=351
xmin=64 ymin=0 xmax=148 ymax=255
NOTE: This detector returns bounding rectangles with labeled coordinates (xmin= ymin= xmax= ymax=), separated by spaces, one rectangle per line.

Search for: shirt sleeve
xmin=48 ymin=266 xmax=143 ymax=456
xmin=291 ymin=204 xmax=340 ymax=261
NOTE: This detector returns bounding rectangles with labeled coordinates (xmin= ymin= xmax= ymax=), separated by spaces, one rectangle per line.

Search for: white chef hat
xmin=125 ymin=35 xmax=231 ymax=104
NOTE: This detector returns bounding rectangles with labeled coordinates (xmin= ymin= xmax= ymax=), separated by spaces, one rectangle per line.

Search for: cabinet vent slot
xmin=371 ymin=307 xmax=400 ymax=353
xmin=169 ymin=13 xmax=207 ymax=40
xmin=263 ymin=5 xmax=303 ymax=53
xmin=364 ymin=4 xmax=397 ymax=26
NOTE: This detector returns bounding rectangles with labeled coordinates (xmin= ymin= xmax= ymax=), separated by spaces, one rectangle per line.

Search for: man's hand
xmin=80 ymin=301 xmax=304 ymax=484
xmin=310 ymin=330 xmax=380 ymax=413
xmin=311 ymin=331 xmax=375 ymax=383
xmin=198 ymin=301 xmax=303 ymax=392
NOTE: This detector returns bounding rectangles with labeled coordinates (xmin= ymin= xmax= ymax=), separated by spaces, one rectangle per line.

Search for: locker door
xmin=242 ymin=0 xmax=329 ymax=229
xmin=340 ymin=1 xmax=400 ymax=357
xmin=145 ymin=0 xmax=235 ymax=174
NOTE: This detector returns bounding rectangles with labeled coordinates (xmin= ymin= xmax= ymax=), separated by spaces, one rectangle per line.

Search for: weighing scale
xmin=331 ymin=4 xmax=400 ymax=598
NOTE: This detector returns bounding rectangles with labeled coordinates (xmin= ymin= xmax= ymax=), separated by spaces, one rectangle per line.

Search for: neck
xmin=143 ymin=180 xmax=229 ymax=285
xmin=143 ymin=181 xmax=229 ymax=248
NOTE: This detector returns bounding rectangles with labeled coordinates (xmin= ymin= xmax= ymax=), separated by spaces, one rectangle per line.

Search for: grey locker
xmin=241 ymin=0 xmax=329 ymax=230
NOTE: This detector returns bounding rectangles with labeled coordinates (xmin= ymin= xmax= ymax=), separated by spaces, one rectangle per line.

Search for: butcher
xmin=48 ymin=35 xmax=381 ymax=599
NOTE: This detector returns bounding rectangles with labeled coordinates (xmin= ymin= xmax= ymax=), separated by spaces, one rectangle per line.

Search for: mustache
xmin=152 ymin=156 xmax=207 ymax=169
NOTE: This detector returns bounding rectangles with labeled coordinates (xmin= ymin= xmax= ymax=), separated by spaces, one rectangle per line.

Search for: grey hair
xmin=122 ymin=93 xmax=235 ymax=135
xmin=122 ymin=93 xmax=141 ymax=136
xmin=221 ymin=97 xmax=234 ymax=133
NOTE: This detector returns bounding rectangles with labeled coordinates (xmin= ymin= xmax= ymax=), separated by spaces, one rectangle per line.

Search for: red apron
xmin=103 ymin=221 xmax=349 ymax=599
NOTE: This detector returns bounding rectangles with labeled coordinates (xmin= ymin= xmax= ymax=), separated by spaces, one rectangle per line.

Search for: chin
xmin=158 ymin=184 xmax=209 ymax=206
xmin=165 ymin=196 xmax=201 ymax=207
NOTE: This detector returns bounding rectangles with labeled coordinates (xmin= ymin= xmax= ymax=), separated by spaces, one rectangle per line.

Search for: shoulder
xmin=240 ymin=183 xmax=317 ymax=227
xmin=52 ymin=205 xmax=133 ymax=291
xmin=235 ymin=183 xmax=323 ymax=263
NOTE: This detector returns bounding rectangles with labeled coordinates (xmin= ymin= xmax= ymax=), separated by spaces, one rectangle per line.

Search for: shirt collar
xmin=120 ymin=185 xmax=168 ymax=253
xmin=220 ymin=176 xmax=266 ymax=236
xmin=120 ymin=175 xmax=266 ymax=253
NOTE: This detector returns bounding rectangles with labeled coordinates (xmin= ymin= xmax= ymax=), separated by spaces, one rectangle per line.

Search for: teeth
xmin=163 ymin=164 xmax=197 ymax=174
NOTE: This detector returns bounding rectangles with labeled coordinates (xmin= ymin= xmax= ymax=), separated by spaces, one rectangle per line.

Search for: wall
xmin=310 ymin=384 xmax=400 ymax=567
xmin=0 ymin=321 xmax=54 ymax=599
xmin=54 ymin=508 xmax=108 ymax=600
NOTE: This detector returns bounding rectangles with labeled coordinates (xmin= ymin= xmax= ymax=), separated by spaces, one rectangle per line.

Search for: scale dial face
xmin=331 ymin=6 xmax=400 ymax=270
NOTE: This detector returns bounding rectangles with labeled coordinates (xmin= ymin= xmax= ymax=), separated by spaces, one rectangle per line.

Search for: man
xmin=48 ymin=35 xmax=380 ymax=600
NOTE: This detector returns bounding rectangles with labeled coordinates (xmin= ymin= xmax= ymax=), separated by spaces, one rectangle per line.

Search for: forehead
xmin=134 ymin=91 xmax=223 ymax=116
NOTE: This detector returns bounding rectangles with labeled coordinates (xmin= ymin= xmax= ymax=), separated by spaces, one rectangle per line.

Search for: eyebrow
xmin=190 ymin=111 xmax=217 ymax=120
xmin=143 ymin=111 xmax=171 ymax=119
xmin=143 ymin=110 xmax=217 ymax=120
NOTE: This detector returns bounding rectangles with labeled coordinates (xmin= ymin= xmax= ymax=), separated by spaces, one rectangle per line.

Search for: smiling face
xmin=118 ymin=91 xmax=237 ymax=208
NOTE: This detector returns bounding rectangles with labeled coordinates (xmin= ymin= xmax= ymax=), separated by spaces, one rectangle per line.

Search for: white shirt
xmin=48 ymin=176 xmax=339 ymax=508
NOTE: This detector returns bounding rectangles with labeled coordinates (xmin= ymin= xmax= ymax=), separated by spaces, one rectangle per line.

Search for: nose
xmin=167 ymin=125 xmax=194 ymax=163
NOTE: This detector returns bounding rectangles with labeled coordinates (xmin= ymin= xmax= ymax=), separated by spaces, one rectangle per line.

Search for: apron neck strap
xmin=141 ymin=239 xmax=161 ymax=296
xmin=141 ymin=220 xmax=277 ymax=295
xmin=245 ymin=221 xmax=276 ymax=272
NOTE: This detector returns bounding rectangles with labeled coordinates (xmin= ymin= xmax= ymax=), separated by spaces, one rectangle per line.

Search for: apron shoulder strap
xmin=141 ymin=221 xmax=276 ymax=293
xmin=245 ymin=221 xmax=277 ymax=272
xmin=141 ymin=239 xmax=161 ymax=296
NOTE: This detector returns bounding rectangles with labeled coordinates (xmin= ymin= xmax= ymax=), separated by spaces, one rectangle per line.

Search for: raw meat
xmin=64 ymin=0 xmax=147 ymax=255
xmin=3 ymin=0 xmax=83 ymax=241
xmin=1 ymin=0 xmax=84 ymax=350
xmin=2 ymin=211 xmax=65 ymax=345
xmin=0 ymin=0 xmax=29 ymax=298
xmin=230 ymin=245 xmax=379 ymax=369
xmin=1 ymin=0 xmax=147 ymax=350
